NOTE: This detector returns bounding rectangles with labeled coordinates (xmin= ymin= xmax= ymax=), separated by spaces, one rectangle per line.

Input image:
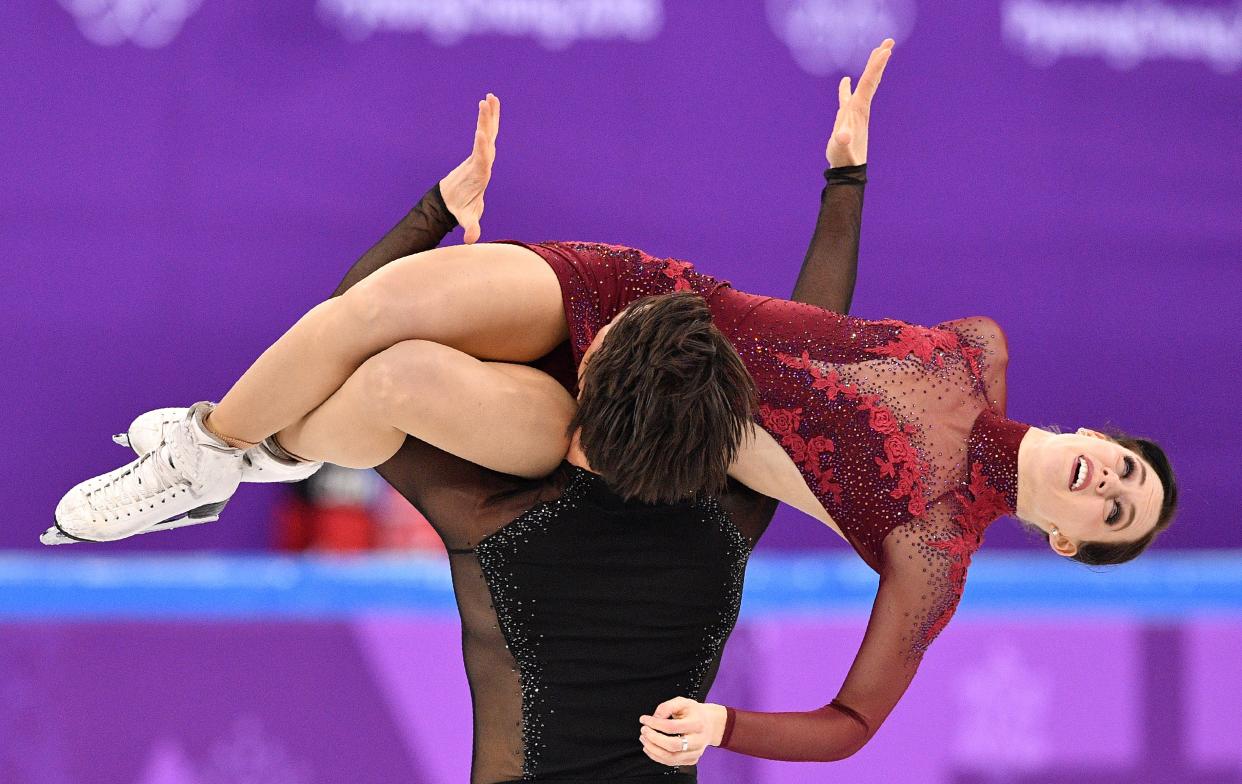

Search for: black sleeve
xmin=789 ymin=164 xmax=867 ymax=314
xmin=331 ymin=182 xmax=459 ymax=297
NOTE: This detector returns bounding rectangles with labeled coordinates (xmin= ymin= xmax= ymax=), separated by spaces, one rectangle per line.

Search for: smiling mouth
xmin=1069 ymin=455 xmax=1092 ymax=491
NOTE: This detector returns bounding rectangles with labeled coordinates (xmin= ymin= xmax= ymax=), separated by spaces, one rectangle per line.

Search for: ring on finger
xmin=680 ymin=735 xmax=689 ymax=753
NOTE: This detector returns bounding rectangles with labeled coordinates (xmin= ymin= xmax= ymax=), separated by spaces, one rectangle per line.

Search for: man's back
xmin=376 ymin=438 xmax=775 ymax=783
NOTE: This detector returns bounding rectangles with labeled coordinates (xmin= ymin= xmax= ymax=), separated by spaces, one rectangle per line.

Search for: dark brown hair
xmin=1030 ymin=433 xmax=1178 ymax=566
xmin=569 ymin=292 xmax=758 ymax=504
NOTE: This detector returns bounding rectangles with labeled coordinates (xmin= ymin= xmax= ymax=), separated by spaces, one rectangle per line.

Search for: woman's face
xmin=1022 ymin=429 xmax=1165 ymax=554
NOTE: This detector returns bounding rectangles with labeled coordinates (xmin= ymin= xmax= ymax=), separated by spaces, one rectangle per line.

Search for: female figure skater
xmin=53 ymin=39 xmax=1177 ymax=763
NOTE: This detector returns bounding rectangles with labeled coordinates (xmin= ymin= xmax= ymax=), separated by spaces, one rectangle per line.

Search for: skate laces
xmin=87 ymin=428 xmax=194 ymax=512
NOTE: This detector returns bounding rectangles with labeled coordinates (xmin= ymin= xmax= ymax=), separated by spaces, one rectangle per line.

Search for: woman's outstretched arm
xmin=331 ymin=94 xmax=500 ymax=297
xmin=638 ymin=495 xmax=968 ymax=765
xmin=788 ymin=39 xmax=891 ymax=314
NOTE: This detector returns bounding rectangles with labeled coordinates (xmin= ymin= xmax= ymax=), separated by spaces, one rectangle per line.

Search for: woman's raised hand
xmin=826 ymin=39 xmax=894 ymax=167
xmin=440 ymin=93 xmax=500 ymax=244
xmin=638 ymin=697 xmax=728 ymax=767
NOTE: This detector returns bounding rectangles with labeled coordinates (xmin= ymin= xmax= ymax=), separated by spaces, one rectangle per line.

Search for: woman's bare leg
xmin=207 ymin=243 xmax=568 ymax=446
xmin=274 ymin=340 xmax=576 ymax=478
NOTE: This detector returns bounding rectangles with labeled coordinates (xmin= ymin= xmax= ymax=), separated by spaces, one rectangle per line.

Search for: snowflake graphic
xmin=953 ymin=639 xmax=1053 ymax=771
xmin=199 ymin=717 xmax=311 ymax=784
xmin=132 ymin=717 xmax=310 ymax=784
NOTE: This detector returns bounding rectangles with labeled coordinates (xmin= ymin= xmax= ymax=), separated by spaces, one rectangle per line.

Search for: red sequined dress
xmin=499 ymin=239 xmax=1033 ymax=761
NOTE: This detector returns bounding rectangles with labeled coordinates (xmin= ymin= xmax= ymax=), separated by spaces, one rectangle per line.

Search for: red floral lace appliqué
xmin=953 ymin=462 xmax=1013 ymax=533
xmin=774 ymin=351 xmax=929 ymax=514
xmin=661 ymin=259 xmax=695 ymax=292
xmin=857 ymin=395 xmax=928 ymax=517
xmin=758 ymin=403 xmax=844 ymax=506
xmin=916 ymin=462 xmax=1015 ymax=653
xmin=866 ymin=320 xmax=990 ymax=390
xmin=865 ymin=321 xmax=960 ymax=366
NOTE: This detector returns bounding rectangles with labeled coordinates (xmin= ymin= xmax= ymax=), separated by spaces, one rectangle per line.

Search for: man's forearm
xmin=789 ymin=164 xmax=867 ymax=314
xmin=331 ymin=182 xmax=459 ymax=297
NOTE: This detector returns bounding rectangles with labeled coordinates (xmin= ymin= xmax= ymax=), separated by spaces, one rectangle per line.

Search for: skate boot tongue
xmin=115 ymin=407 xmax=322 ymax=484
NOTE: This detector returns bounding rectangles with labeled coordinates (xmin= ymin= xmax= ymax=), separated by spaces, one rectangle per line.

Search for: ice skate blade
xmin=40 ymin=500 xmax=228 ymax=546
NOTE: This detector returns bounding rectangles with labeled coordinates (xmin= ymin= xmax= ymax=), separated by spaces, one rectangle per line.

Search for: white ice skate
xmin=112 ymin=407 xmax=323 ymax=484
xmin=43 ymin=402 xmax=244 ymax=545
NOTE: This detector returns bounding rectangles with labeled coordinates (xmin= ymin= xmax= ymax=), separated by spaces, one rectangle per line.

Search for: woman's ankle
xmin=202 ymin=410 xmax=261 ymax=451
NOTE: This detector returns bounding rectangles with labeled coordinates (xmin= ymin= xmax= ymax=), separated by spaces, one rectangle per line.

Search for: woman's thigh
xmin=366 ymin=340 xmax=577 ymax=478
xmin=343 ymin=242 xmax=569 ymax=362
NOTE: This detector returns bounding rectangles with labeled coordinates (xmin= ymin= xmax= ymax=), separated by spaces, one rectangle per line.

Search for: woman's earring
xmin=1049 ymin=526 xmax=1061 ymax=538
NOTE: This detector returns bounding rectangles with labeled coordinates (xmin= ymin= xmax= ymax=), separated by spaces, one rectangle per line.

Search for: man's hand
xmin=826 ymin=39 xmax=894 ymax=167
xmin=440 ymin=93 xmax=500 ymax=244
xmin=638 ymin=697 xmax=728 ymax=767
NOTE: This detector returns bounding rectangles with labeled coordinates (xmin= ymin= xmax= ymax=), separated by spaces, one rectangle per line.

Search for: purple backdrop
xmin=3 ymin=615 xmax=1239 ymax=782
xmin=4 ymin=0 xmax=1239 ymax=551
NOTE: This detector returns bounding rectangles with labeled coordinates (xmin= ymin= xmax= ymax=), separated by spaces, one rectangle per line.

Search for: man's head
xmin=569 ymin=293 xmax=758 ymax=504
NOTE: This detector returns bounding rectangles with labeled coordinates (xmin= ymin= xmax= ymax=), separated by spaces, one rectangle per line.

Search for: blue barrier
xmin=1 ymin=551 xmax=1239 ymax=619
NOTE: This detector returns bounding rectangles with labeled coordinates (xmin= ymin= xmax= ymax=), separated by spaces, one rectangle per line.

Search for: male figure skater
xmin=93 ymin=93 xmax=871 ymax=780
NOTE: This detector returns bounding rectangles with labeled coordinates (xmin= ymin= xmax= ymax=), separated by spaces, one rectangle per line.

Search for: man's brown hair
xmin=569 ymin=292 xmax=758 ymax=504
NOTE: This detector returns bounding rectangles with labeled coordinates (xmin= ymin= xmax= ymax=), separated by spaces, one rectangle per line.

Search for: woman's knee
xmin=335 ymin=274 xmax=439 ymax=342
xmin=358 ymin=340 xmax=450 ymax=420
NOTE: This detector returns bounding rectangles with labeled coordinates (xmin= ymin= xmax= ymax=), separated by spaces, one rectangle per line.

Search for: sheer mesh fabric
xmin=791 ymin=164 xmax=866 ymax=313
xmin=372 ymin=407 xmax=775 ymax=782
xmin=330 ymin=182 xmax=458 ymax=298
xmin=718 ymin=479 xmax=779 ymax=546
xmin=449 ymin=551 xmax=525 ymax=782
xmin=770 ymin=314 xmax=1010 ymax=569
xmin=375 ymin=439 xmax=570 ymax=783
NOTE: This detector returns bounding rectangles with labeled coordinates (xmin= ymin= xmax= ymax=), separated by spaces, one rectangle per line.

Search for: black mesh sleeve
xmin=790 ymin=164 xmax=866 ymax=314
xmin=331 ymin=182 xmax=459 ymax=297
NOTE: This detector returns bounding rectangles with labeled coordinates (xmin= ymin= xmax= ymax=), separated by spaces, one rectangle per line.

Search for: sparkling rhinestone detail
xmin=474 ymin=469 xmax=591 ymax=779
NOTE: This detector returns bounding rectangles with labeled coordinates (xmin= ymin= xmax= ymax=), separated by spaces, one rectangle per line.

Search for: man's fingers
xmin=476 ymin=128 xmax=496 ymax=167
xmin=641 ymin=740 xmax=701 ymax=768
xmin=838 ymin=76 xmax=852 ymax=109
